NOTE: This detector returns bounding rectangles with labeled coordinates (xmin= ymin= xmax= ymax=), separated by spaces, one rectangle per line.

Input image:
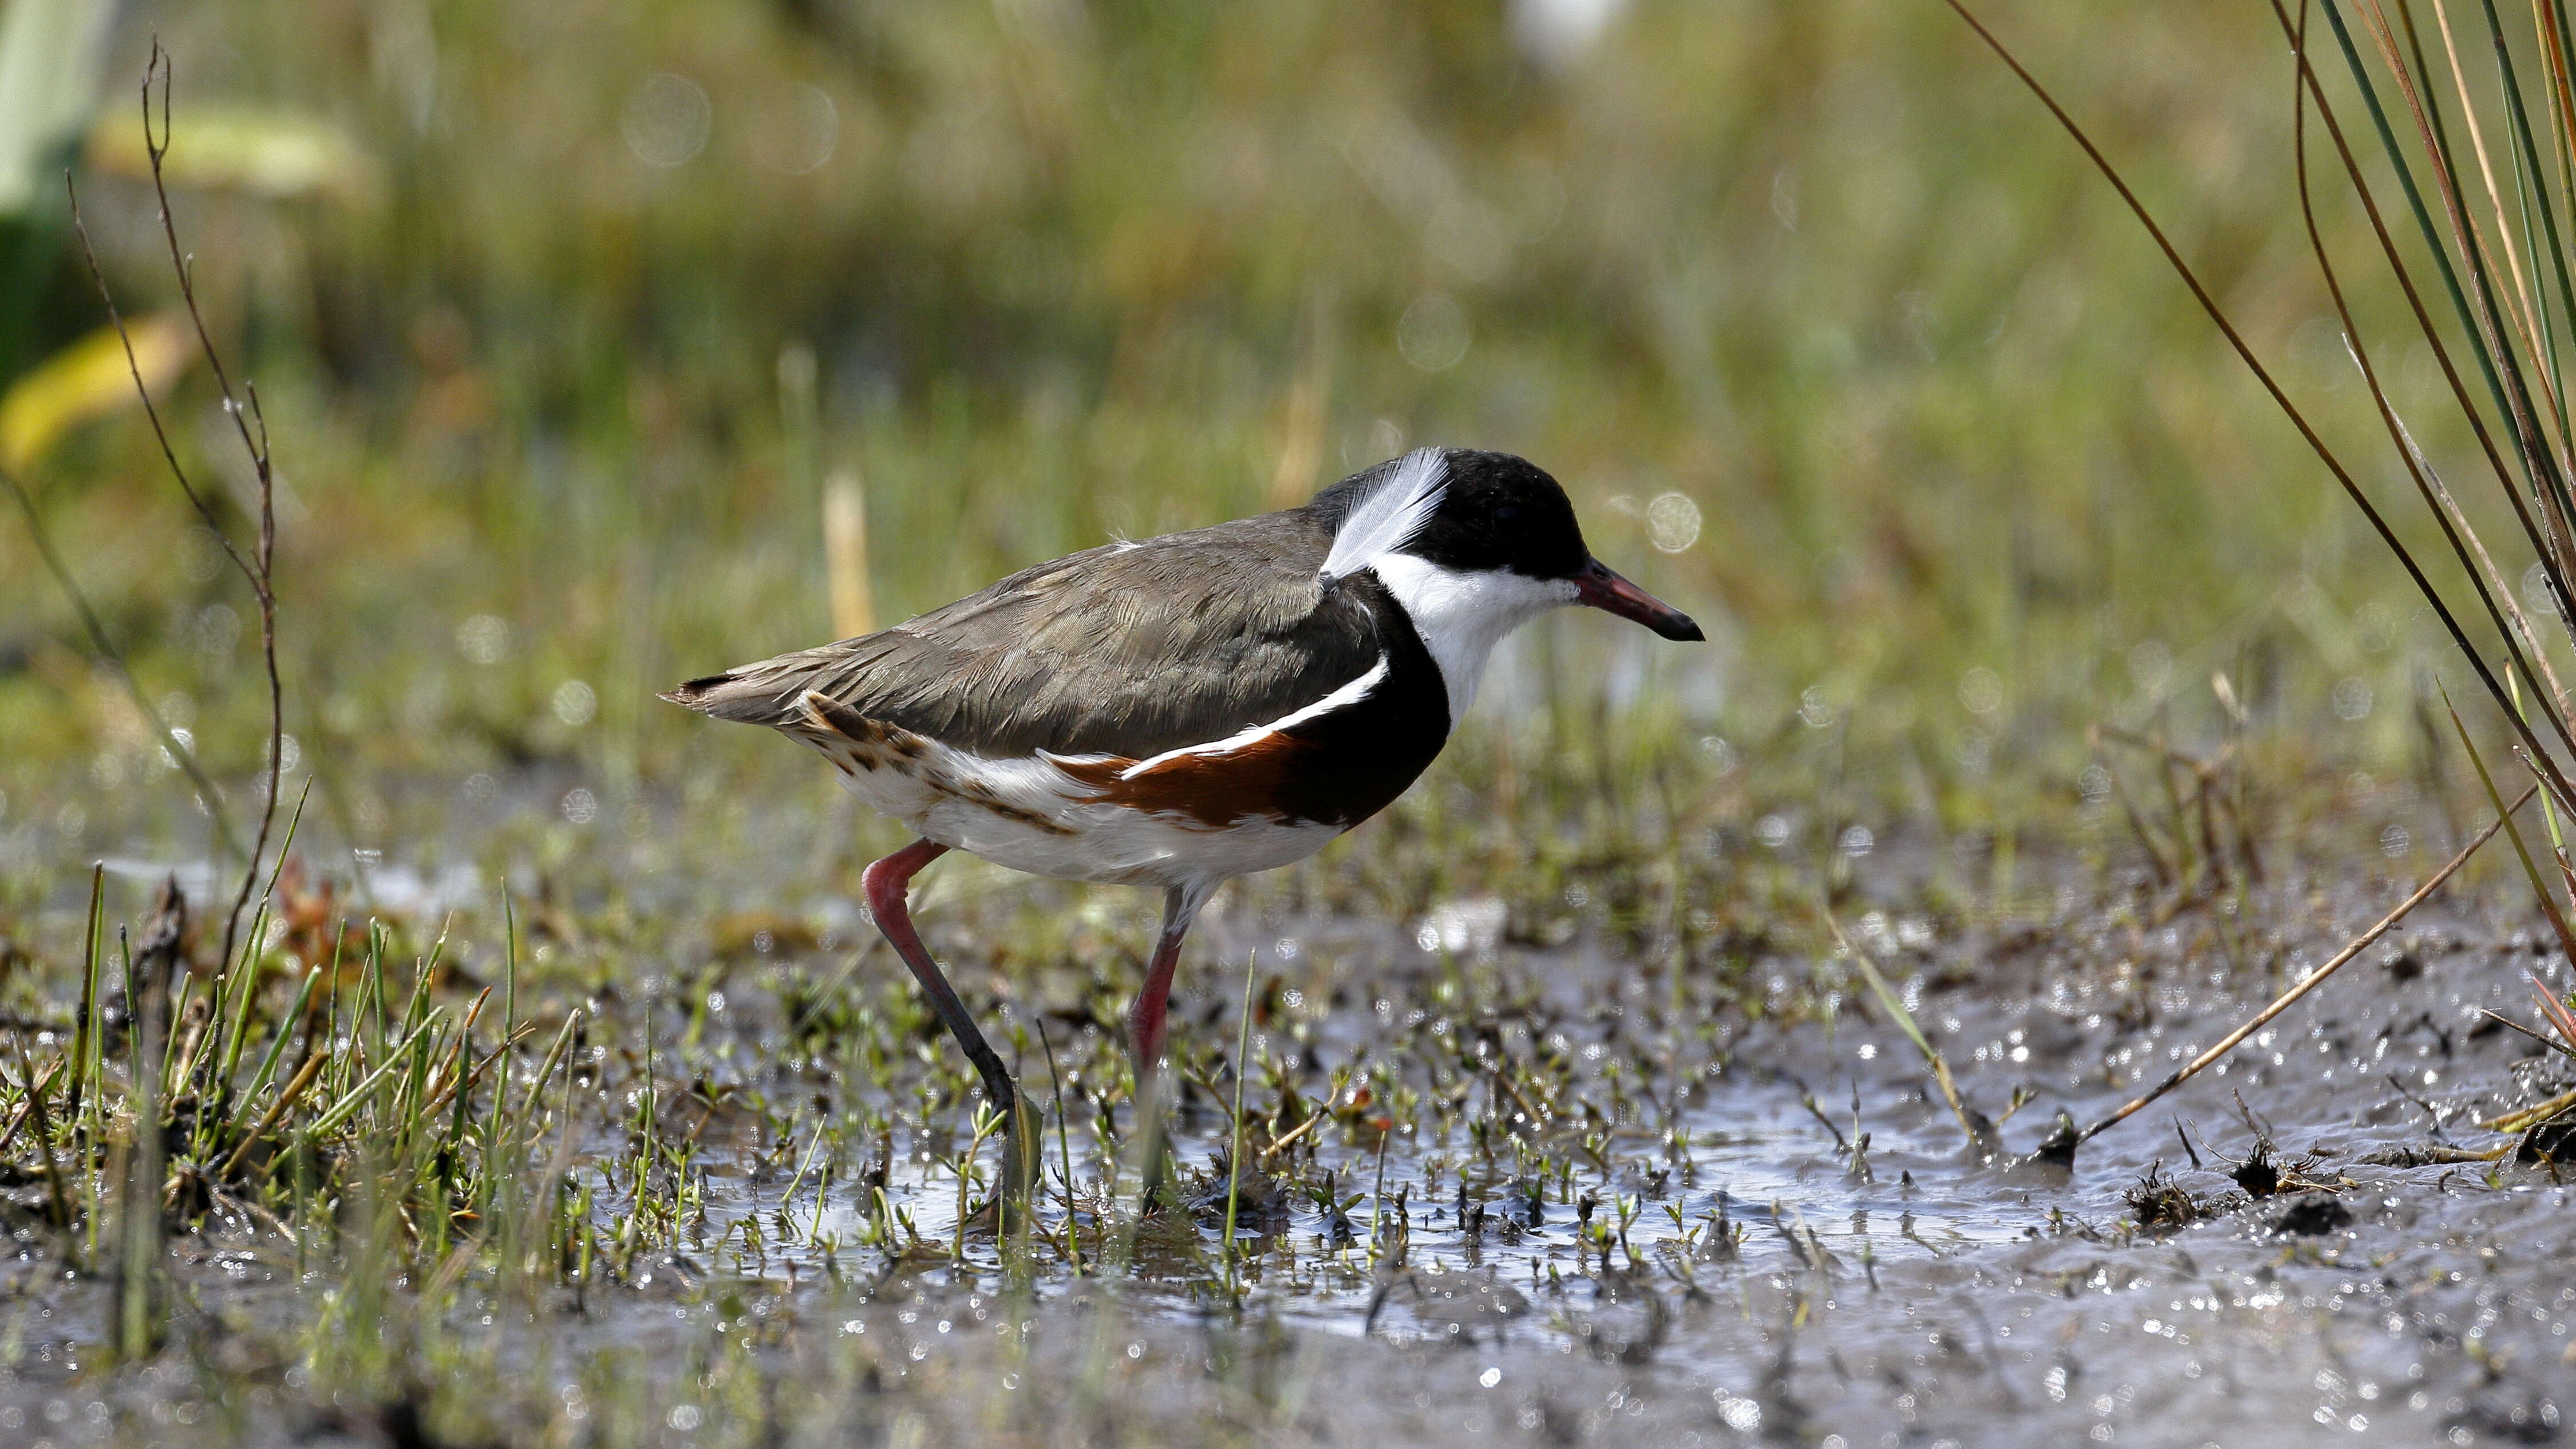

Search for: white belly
xmin=799 ymin=718 xmax=1344 ymax=890
xmin=916 ymin=792 xmax=1342 ymax=887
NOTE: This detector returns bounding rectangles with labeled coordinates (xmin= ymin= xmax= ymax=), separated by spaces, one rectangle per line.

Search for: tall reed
xmin=1945 ymin=0 xmax=2576 ymax=1117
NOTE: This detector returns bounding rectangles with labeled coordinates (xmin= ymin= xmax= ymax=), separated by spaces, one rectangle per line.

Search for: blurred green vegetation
xmin=0 ymin=0 xmax=2507 ymax=879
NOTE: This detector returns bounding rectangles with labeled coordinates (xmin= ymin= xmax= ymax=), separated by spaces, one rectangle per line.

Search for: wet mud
xmin=1 ymin=853 xmax=2570 ymax=1447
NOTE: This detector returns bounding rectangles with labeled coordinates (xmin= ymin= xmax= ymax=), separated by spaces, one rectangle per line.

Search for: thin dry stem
xmin=3 ymin=468 xmax=246 ymax=860
xmin=2359 ymin=0 xmax=2576 ymax=599
xmin=1942 ymin=0 xmax=2576 ymax=808
xmin=65 ymin=42 xmax=290 ymax=982
xmin=2429 ymin=0 xmax=2567 ymax=437
xmin=2076 ymin=783 xmax=2530 ymax=1145
xmin=2278 ymin=0 xmax=2576 ymax=733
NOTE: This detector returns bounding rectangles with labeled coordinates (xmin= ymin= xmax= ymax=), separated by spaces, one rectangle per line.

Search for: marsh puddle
xmin=535 ymin=889 xmax=2571 ymax=1447
xmin=4 ymin=845 xmax=2572 ymax=1447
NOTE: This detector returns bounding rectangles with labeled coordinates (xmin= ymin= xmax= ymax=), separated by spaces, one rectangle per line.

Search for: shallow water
xmin=2 ymin=844 xmax=2572 ymax=1447
xmin=859 ymin=895 xmax=2571 ymax=1448
xmin=596 ymin=894 xmax=2576 ymax=1444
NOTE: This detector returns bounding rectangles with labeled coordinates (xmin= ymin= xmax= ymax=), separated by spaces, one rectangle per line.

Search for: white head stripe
xmin=1321 ymin=448 xmax=1448 ymax=582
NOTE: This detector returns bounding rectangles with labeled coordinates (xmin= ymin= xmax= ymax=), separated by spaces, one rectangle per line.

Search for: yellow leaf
xmin=84 ymin=102 xmax=378 ymax=204
xmin=0 ymin=313 xmax=193 ymax=474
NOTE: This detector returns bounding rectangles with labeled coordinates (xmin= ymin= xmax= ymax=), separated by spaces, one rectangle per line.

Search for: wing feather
xmin=665 ymin=507 xmax=1387 ymax=760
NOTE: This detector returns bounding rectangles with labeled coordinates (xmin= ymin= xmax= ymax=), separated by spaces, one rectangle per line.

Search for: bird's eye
xmin=1494 ymin=505 xmax=1521 ymax=524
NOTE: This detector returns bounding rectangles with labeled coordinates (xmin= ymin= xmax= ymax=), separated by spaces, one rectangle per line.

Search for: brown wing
xmin=664 ymin=508 xmax=1389 ymax=760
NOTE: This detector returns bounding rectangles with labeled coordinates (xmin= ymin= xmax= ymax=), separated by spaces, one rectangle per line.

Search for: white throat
xmin=1368 ymin=553 xmax=1577 ymax=725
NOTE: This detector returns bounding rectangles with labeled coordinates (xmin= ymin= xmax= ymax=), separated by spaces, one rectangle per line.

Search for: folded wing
xmin=664 ymin=510 xmax=1386 ymax=761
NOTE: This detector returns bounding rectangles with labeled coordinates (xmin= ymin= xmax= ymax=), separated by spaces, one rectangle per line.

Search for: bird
xmin=664 ymin=447 xmax=1701 ymax=1196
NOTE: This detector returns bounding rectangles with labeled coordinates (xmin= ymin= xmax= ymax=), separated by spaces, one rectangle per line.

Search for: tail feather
xmin=660 ymin=668 xmax=805 ymax=725
xmin=659 ymin=673 xmax=728 ymax=707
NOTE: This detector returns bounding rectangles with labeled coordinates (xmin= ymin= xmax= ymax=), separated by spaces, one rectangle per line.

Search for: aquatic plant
xmin=1945 ymin=0 xmax=2576 ymax=1160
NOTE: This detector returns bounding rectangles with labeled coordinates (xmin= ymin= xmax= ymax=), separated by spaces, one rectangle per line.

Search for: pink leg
xmin=1126 ymin=884 xmax=1209 ymax=1089
xmin=864 ymin=838 xmax=1017 ymax=1112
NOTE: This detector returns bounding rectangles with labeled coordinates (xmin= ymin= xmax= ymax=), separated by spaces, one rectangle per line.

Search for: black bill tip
xmin=1573 ymin=559 xmax=1702 ymax=641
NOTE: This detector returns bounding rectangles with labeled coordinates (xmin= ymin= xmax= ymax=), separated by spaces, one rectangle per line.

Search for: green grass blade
xmin=306 ymin=1010 xmax=444 ymax=1137
xmin=513 ymin=1008 xmax=581 ymax=1139
xmin=1223 ymin=950 xmax=1256 ymax=1297
xmin=2444 ymin=688 xmax=2576 ymax=958
xmin=211 ymin=784 xmax=311 ymax=1100
xmin=230 ymin=963 xmax=321 ymax=1138
xmin=2479 ymin=0 xmax=2576 ymax=453
xmin=2326 ymin=0 xmax=2521 ymax=454
xmin=68 ymin=862 xmax=102 ymax=1124
xmin=1823 ymin=908 xmax=1985 ymax=1150
xmin=2309 ymin=0 xmax=2576 ymax=641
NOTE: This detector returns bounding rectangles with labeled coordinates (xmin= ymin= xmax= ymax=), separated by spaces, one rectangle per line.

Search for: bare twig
xmin=2474 ymin=1005 xmax=2574 ymax=1053
xmin=2074 ymin=783 xmax=2531 ymax=1147
xmin=64 ymin=42 xmax=288 ymax=981
xmin=13 ymin=1044 xmax=72 ymax=1227
xmin=0 ymin=1057 xmax=66 ymax=1161
xmin=2 ymin=469 xmax=244 ymax=860
xmin=2531 ymin=968 xmax=2576 ymax=1048
xmin=1259 ymin=1100 xmax=1330 ymax=1163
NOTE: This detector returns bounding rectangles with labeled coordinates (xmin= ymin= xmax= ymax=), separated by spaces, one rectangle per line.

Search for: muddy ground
xmin=0 ymin=839 xmax=2570 ymax=1448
